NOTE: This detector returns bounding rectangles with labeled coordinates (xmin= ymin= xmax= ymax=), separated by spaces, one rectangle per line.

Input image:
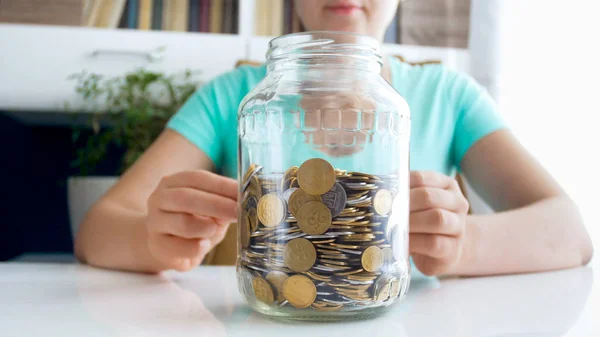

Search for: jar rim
xmin=266 ymin=31 xmax=382 ymax=66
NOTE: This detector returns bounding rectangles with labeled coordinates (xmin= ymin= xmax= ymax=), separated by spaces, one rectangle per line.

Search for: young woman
xmin=75 ymin=0 xmax=593 ymax=275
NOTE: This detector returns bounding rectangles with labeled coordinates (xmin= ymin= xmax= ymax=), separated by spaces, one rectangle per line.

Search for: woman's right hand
xmin=146 ymin=170 xmax=238 ymax=272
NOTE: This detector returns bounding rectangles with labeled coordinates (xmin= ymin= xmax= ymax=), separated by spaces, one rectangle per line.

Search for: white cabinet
xmin=0 ymin=24 xmax=247 ymax=112
xmin=0 ymin=24 xmax=470 ymax=113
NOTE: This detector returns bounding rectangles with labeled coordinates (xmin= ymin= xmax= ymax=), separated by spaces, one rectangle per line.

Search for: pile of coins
xmin=238 ymin=158 xmax=408 ymax=312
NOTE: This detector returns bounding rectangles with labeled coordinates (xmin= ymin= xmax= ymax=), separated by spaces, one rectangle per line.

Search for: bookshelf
xmin=0 ymin=0 xmax=470 ymax=46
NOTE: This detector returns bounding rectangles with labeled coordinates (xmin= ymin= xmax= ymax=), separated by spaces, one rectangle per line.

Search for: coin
xmin=321 ymin=182 xmax=348 ymax=217
xmin=282 ymin=275 xmax=317 ymax=308
xmin=375 ymin=280 xmax=391 ymax=302
xmin=361 ymin=246 xmax=384 ymax=272
xmin=249 ymin=175 xmax=262 ymax=199
xmin=288 ymin=188 xmax=321 ymax=217
xmin=296 ymin=201 xmax=332 ymax=235
xmin=243 ymin=196 xmax=259 ymax=232
xmin=382 ymin=247 xmax=394 ymax=263
xmin=252 ymin=277 xmax=275 ymax=304
xmin=389 ymin=278 xmax=401 ymax=299
xmin=241 ymin=213 xmax=251 ymax=248
xmin=374 ymin=189 xmax=393 ymax=215
xmin=284 ymin=238 xmax=317 ymax=272
xmin=297 ymin=158 xmax=336 ymax=195
xmin=282 ymin=187 xmax=297 ymax=204
xmin=257 ymin=193 xmax=286 ymax=227
xmin=243 ymin=165 xmax=263 ymax=192
xmin=266 ymin=271 xmax=289 ymax=302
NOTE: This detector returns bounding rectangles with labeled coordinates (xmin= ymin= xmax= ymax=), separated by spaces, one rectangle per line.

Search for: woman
xmin=75 ymin=0 xmax=593 ymax=275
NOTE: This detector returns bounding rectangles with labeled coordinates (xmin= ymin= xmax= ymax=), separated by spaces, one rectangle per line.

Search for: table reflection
xmin=74 ymin=264 xmax=593 ymax=337
xmin=75 ymin=266 xmax=227 ymax=337
xmin=400 ymin=268 xmax=594 ymax=337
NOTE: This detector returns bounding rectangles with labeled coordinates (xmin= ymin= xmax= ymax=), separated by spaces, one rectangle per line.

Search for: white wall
xmin=470 ymin=0 xmax=600 ymax=288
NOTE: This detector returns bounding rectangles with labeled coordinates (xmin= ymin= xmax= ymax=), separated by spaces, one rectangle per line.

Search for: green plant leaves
xmin=69 ymin=68 xmax=202 ymax=175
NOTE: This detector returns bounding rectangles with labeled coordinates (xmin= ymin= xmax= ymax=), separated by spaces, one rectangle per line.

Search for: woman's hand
xmin=146 ymin=170 xmax=238 ymax=272
xmin=409 ymin=171 xmax=470 ymax=276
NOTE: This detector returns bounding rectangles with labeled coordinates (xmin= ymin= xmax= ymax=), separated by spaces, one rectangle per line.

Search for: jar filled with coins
xmin=237 ymin=31 xmax=411 ymax=320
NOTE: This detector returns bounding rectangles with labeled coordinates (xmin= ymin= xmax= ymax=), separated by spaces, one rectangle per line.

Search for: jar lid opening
xmin=266 ymin=31 xmax=382 ymax=66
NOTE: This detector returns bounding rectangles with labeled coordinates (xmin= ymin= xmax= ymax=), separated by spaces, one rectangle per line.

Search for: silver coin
xmin=312 ymin=265 xmax=338 ymax=272
xmin=281 ymin=187 xmax=298 ymax=203
xmin=321 ymin=183 xmax=347 ymax=217
xmin=346 ymin=196 xmax=372 ymax=205
xmin=335 ymin=248 xmax=362 ymax=255
xmin=322 ymin=298 xmax=352 ymax=305
xmin=344 ymin=182 xmax=377 ymax=188
xmin=244 ymin=195 xmax=258 ymax=211
xmin=303 ymin=234 xmax=336 ymax=239
xmin=333 ymin=216 xmax=366 ymax=222
xmin=345 ymin=279 xmax=374 ymax=285
xmin=246 ymin=264 xmax=269 ymax=273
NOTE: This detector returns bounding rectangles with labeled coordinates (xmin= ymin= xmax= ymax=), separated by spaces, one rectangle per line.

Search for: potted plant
xmin=67 ymin=68 xmax=201 ymax=236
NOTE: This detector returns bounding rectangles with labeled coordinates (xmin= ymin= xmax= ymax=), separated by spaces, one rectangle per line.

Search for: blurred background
xmin=0 ymin=0 xmax=598 ymax=270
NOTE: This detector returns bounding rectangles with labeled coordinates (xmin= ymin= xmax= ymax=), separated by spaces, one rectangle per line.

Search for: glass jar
xmin=236 ymin=31 xmax=411 ymax=321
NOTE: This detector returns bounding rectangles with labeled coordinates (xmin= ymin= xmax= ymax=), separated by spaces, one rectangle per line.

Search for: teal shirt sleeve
xmin=449 ymin=72 xmax=507 ymax=168
xmin=166 ymin=65 xmax=266 ymax=169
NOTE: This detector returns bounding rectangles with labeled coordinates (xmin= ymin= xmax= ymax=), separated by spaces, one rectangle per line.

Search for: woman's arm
xmin=74 ymin=130 xmax=222 ymax=273
xmin=454 ymin=129 xmax=593 ymax=275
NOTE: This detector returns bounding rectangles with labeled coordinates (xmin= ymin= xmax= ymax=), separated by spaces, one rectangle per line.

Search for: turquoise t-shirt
xmin=166 ymin=57 xmax=506 ymax=178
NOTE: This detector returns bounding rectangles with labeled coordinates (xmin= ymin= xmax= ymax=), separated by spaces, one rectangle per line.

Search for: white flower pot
xmin=67 ymin=176 xmax=118 ymax=239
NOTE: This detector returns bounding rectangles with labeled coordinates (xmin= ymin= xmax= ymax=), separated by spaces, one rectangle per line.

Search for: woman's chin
xmin=319 ymin=24 xmax=366 ymax=35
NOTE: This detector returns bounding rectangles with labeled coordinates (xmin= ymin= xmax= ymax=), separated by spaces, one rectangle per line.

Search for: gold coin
xmin=240 ymin=214 xmax=250 ymax=248
xmin=296 ymin=201 xmax=332 ymax=235
xmin=257 ymin=193 xmax=286 ymax=227
xmin=266 ymin=271 xmax=289 ymax=302
xmin=252 ymin=277 xmax=275 ymax=304
xmin=361 ymin=246 xmax=384 ymax=272
xmin=297 ymin=158 xmax=336 ymax=195
xmin=374 ymin=189 xmax=393 ymax=215
xmin=390 ymin=278 xmax=401 ymax=299
xmin=284 ymin=238 xmax=317 ymax=272
xmin=243 ymin=164 xmax=256 ymax=185
xmin=288 ymin=188 xmax=321 ymax=217
xmin=282 ymin=275 xmax=317 ymax=308
xmin=375 ymin=281 xmax=391 ymax=302
xmin=382 ymin=247 xmax=394 ymax=263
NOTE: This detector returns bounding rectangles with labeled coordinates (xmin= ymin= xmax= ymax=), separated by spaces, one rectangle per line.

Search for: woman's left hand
xmin=409 ymin=171 xmax=471 ymax=276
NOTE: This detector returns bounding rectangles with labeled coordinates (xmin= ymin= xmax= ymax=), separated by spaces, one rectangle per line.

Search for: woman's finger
xmin=409 ymin=233 xmax=458 ymax=259
xmin=162 ymin=170 xmax=238 ymax=200
xmin=149 ymin=235 xmax=212 ymax=271
xmin=159 ymin=187 xmax=238 ymax=220
xmin=410 ymin=209 xmax=462 ymax=236
xmin=152 ymin=212 xmax=221 ymax=239
xmin=411 ymin=253 xmax=449 ymax=276
xmin=410 ymin=171 xmax=458 ymax=190
xmin=410 ymin=187 xmax=467 ymax=212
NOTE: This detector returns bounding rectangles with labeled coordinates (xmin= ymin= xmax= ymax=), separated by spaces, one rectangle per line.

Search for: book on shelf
xmin=188 ymin=0 xmax=200 ymax=31
xmin=115 ymin=0 xmax=238 ymax=34
xmin=210 ymin=0 xmax=224 ymax=33
xmin=151 ymin=0 xmax=163 ymax=30
xmin=256 ymin=0 xmax=301 ymax=37
xmin=0 ymin=0 xmax=84 ymax=26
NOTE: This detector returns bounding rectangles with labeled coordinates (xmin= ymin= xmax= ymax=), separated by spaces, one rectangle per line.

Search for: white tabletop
xmin=0 ymin=262 xmax=598 ymax=337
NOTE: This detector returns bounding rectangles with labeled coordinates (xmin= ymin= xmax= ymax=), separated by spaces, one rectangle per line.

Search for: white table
xmin=1 ymin=263 xmax=598 ymax=337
